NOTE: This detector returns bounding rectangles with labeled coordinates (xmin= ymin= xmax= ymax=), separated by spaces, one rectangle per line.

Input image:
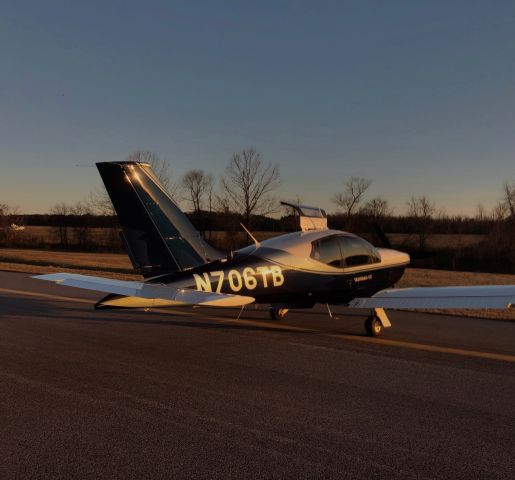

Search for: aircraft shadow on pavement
xmin=0 ymin=295 xmax=305 ymax=334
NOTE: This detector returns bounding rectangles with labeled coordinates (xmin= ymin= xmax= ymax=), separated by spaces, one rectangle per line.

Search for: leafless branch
xmin=219 ymin=148 xmax=280 ymax=228
xmin=406 ymin=195 xmax=436 ymax=251
xmin=181 ymin=170 xmax=214 ymax=215
xmin=360 ymin=196 xmax=392 ymax=219
xmin=332 ymin=177 xmax=372 ymax=217
xmin=502 ymin=181 xmax=515 ymax=218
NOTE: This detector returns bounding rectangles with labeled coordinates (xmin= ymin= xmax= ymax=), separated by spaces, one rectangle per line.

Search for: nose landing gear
xmin=364 ymin=308 xmax=391 ymax=337
xmin=365 ymin=315 xmax=382 ymax=336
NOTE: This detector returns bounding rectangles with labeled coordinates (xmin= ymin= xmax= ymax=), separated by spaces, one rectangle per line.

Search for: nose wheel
xmin=270 ymin=307 xmax=289 ymax=320
xmin=364 ymin=315 xmax=382 ymax=336
xmin=364 ymin=308 xmax=391 ymax=337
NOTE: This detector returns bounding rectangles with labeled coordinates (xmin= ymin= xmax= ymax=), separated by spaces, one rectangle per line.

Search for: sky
xmin=1 ymin=0 xmax=515 ymax=215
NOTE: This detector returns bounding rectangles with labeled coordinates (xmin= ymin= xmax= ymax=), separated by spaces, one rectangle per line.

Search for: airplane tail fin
xmin=96 ymin=161 xmax=223 ymax=278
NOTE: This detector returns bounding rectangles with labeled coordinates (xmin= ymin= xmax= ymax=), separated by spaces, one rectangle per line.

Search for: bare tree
xmin=181 ymin=170 xmax=213 ymax=215
xmin=0 ymin=202 xmax=22 ymax=245
xmin=492 ymin=201 xmax=509 ymax=221
xmin=88 ymin=186 xmax=115 ymax=216
xmin=214 ymin=194 xmax=240 ymax=251
xmin=502 ymin=181 xmax=515 ymax=218
xmin=475 ymin=203 xmax=487 ymax=222
xmin=0 ymin=202 xmax=20 ymax=228
xmin=220 ymin=148 xmax=280 ymax=229
xmin=50 ymin=202 xmax=72 ymax=248
xmin=206 ymin=173 xmax=214 ymax=214
xmin=332 ymin=177 xmax=372 ymax=218
xmin=0 ymin=203 xmax=7 ymax=225
xmin=500 ymin=181 xmax=515 ymax=255
xmin=181 ymin=169 xmax=214 ymax=238
xmin=406 ymin=195 xmax=436 ymax=251
xmin=487 ymin=183 xmax=515 ymax=268
xmin=70 ymin=201 xmax=93 ymax=250
xmin=407 ymin=195 xmax=435 ymax=219
xmin=360 ymin=196 xmax=391 ymax=220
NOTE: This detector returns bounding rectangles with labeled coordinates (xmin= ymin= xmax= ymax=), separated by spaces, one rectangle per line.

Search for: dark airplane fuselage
xmin=151 ymin=230 xmax=410 ymax=308
xmin=39 ymin=161 xmax=514 ymax=337
xmin=93 ymin=161 xmax=410 ymax=311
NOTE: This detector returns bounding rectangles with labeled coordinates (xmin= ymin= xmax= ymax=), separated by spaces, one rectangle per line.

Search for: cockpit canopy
xmin=311 ymin=234 xmax=381 ymax=268
xmin=280 ymin=201 xmax=328 ymax=232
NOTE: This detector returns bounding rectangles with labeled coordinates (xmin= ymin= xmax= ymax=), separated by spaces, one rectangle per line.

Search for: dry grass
xmin=0 ymin=248 xmax=132 ymax=270
xmin=1 ymin=248 xmax=513 ymax=320
xmin=398 ymin=268 xmax=515 ymax=288
xmin=388 ymin=233 xmax=484 ymax=250
xmin=11 ymin=226 xmax=119 ymax=246
xmin=0 ymin=262 xmax=141 ymax=280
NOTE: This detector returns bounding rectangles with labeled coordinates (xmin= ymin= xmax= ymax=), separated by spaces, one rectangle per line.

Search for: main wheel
xmin=364 ymin=315 xmax=382 ymax=337
xmin=269 ymin=307 xmax=289 ymax=320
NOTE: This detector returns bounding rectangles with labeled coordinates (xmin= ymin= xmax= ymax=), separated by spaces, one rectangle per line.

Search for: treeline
xmin=1 ymin=148 xmax=515 ymax=274
xmin=19 ymin=214 xmax=116 ymax=228
xmin=329 ymin=213 xmax=495 ymax=235
xmin=15 ymin=211 xmax=498 ymax=235
xmin=1 ymin=210 xmax=514 ymax=274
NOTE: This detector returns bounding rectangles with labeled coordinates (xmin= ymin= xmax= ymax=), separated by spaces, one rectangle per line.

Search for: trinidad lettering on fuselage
xmin=34 ymin=161 xmax=515 ymax=337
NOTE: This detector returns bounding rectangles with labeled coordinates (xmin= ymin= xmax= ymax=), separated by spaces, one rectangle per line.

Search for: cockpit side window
xmin=338 ymin=236 xmax=381 ymax=267
xmin=310 ymin=237 xmax=343 ymax=268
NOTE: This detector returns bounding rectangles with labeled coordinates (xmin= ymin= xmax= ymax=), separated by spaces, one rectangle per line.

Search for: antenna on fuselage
xmin=240 ymin=223 xmax=260 ymax=248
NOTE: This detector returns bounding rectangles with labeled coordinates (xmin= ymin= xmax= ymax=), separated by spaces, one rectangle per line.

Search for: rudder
xmin=97 ymin=161 xmax=222 ymax=278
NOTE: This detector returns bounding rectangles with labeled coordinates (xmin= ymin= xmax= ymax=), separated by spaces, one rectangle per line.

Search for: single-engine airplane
xmin=35 ymin=161 xmax=515 ymax=336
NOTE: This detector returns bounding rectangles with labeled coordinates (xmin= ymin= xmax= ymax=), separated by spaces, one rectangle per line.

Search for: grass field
xmin=9 ymin=226 xmax=119 ymax=246
xmin=1 ymin=247 xmax=513 ymax=320
xmin=387 ymin=233 xmax=484 ymax=249
xmin=0 ymin=248 xmax=133 ymax=271
xmin=0 ymin=248 xmax=138 ymax=280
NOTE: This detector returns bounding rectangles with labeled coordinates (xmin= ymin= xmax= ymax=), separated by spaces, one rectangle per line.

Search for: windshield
xmin=311 ymin=235 xmax=381 ymax=268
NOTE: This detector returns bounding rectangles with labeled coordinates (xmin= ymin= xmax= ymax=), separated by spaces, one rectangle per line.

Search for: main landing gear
xmin=268 ymin=305 xmax=391 ymax=337
xmin=364 ymin=308 xmax=391 ymax=337
xmin=269 ymin=307 xmax=289 ymax=320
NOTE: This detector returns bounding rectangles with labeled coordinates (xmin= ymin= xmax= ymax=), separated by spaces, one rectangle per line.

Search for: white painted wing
xmin=33 ymin=273 xmax=255 ymax=307
xmin=349 ymin=285 xmax=515 ymax=309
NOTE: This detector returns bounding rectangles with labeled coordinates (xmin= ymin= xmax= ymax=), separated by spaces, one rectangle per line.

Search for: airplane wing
xmin=349 ymin=285 xmax=515 ymax=309
xmin=33 ymin=273 xmax=255 ymax=307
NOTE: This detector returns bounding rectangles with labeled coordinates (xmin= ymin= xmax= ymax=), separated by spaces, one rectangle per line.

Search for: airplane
xmin=35 ymin=161 xmax=515 ymax=337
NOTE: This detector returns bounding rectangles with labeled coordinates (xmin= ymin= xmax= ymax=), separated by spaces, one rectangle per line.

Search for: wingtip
xmin=32 ymin=273 xmax=68 ymax=283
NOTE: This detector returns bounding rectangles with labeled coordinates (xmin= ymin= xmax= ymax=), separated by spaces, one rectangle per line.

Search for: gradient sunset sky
xmin=1 ymin=1 xmax=515 ymax=214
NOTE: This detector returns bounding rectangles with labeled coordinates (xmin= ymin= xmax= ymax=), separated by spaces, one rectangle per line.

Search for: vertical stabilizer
xmin=97 ymin=162 xmax=223 ymax=278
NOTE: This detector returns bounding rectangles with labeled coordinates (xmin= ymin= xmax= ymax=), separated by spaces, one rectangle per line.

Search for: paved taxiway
xmin=1 ymin=270 xmax=514 ymax=479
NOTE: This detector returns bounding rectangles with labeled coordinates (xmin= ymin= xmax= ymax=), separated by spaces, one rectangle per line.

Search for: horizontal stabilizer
xmin=350 ymin=285 xmax=515 ymax=309
xmin=33 ymin=273 xmax=255 ymax=308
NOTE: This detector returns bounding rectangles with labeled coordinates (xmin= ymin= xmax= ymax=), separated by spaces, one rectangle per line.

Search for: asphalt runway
xmin=1 ymin=271 xmax=514 ymax=479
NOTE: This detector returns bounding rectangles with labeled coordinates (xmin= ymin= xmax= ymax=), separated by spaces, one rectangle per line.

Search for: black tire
xmin=365 ymin=316 xmax=382 ymax=337
xmin=269 ymin=308 xmax=288 ymax=321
